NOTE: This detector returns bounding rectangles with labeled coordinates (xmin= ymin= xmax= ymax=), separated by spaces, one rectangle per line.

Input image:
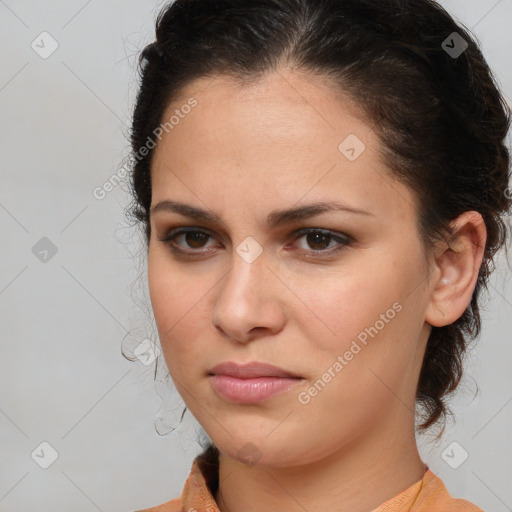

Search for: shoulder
xmin=133 ymin=445 xmax=219 ymax=512
xmin=133 ymin=497 xmax=181 ymax=512
xmin=413 ymin=470 xmax=484 ymax=512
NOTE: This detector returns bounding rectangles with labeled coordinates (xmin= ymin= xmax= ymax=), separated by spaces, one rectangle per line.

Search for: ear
xmin=425 ymin=211 xmax=487 ymax=327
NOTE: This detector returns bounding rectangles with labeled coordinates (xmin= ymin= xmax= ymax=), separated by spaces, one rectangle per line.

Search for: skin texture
xmin=147 ymin=69 xmax=486 ymax=512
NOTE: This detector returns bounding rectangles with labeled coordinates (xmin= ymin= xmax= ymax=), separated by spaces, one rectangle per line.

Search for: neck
xmin=214 ymin=416 xmax=425 ymax=512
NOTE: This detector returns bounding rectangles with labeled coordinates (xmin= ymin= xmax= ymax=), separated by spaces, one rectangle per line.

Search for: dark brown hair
xmin=127 ymin=0 xmax=511 ymax=434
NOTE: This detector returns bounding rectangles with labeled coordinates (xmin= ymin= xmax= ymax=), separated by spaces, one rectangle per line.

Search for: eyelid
xmin=158 ymin=226 xmax=218 ymax=251
xmin=290 ymin=227 xmax=352 ymax=245
xmin=157 ymin=226 xmax=353 ymax=257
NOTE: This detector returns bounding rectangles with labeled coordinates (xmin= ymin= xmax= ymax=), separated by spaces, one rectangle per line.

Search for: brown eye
xmin=158 ymin=226 xmax=351 ymax=259
xmin=182 ymin=231 xmax=210 ymax=249
xmin=158 ymin=228 xmax=216 ymax=256
xmin=292 ymin=228 xmax=351 ymax=255
xmin=304 ymin=231 xmax=332 ymax=251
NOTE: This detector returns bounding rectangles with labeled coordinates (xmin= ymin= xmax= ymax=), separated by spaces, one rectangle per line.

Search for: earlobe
xmin=425 ymin=211 xmax=486 ymax=328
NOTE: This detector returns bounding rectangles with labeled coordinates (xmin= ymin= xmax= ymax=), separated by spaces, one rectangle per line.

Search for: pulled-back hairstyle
xmin=127 ymin=0 xmax=511 ymax=433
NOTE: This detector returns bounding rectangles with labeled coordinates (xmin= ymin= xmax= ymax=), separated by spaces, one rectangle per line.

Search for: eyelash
xmin=157 ymin=227 xmax=352 ymax=259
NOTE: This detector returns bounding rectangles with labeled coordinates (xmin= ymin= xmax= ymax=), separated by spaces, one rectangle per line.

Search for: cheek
xmin=290 ymin=252 xmax=425 ymax=399
xmin=289 ymin=257 xmax=404 ymax=352
xmin=147 ymin=253 xmax=209 ymax=372
xmin=148 ymin=244 xmax=203 ymax=328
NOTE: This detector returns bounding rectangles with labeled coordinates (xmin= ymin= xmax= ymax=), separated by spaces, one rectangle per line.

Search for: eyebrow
xmin=151 ymin=200 xmax=374 ymax=228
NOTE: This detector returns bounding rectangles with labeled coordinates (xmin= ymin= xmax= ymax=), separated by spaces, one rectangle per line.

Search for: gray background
xmin=0 ymin=1 xmax=511 ymax=511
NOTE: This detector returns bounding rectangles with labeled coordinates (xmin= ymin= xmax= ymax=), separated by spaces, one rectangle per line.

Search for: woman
xmin=126 ymin=0 xmax=511 ymax=510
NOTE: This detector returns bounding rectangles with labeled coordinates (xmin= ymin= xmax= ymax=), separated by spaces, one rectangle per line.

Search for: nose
xmin=211 ymin=246 xmax=286 ymax=344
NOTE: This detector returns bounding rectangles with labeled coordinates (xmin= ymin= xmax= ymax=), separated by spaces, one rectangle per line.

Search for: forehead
xmin=150 ymin=70 xmax=416 ymax=223
xmin=158 ymin=69 xmax=370 ymax=152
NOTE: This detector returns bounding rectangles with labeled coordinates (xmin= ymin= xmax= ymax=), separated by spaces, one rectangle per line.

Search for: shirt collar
xmin=179 ymin=448 xmax=461 ymax=512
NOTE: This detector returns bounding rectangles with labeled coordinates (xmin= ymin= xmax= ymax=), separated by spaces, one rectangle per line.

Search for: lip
xmin=208 ymin=361 xmax=301 ymax=379
xmin=208 ymin=361 xmax=303 ymax=404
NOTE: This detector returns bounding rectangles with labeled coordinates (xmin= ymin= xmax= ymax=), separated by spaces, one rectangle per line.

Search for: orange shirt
xmin=136 ymin=450 xmax=484 ymax=512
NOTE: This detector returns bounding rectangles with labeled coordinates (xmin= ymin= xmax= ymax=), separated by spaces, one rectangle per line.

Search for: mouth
xmin=208 ymin=361 xmax=304 ymax=404
xmin=208 ymin=361 xmax=302 ymax=379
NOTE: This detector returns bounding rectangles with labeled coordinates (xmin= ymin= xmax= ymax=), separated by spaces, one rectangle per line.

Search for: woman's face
xmin=147 ymin=70 xmax=435 ymax=468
